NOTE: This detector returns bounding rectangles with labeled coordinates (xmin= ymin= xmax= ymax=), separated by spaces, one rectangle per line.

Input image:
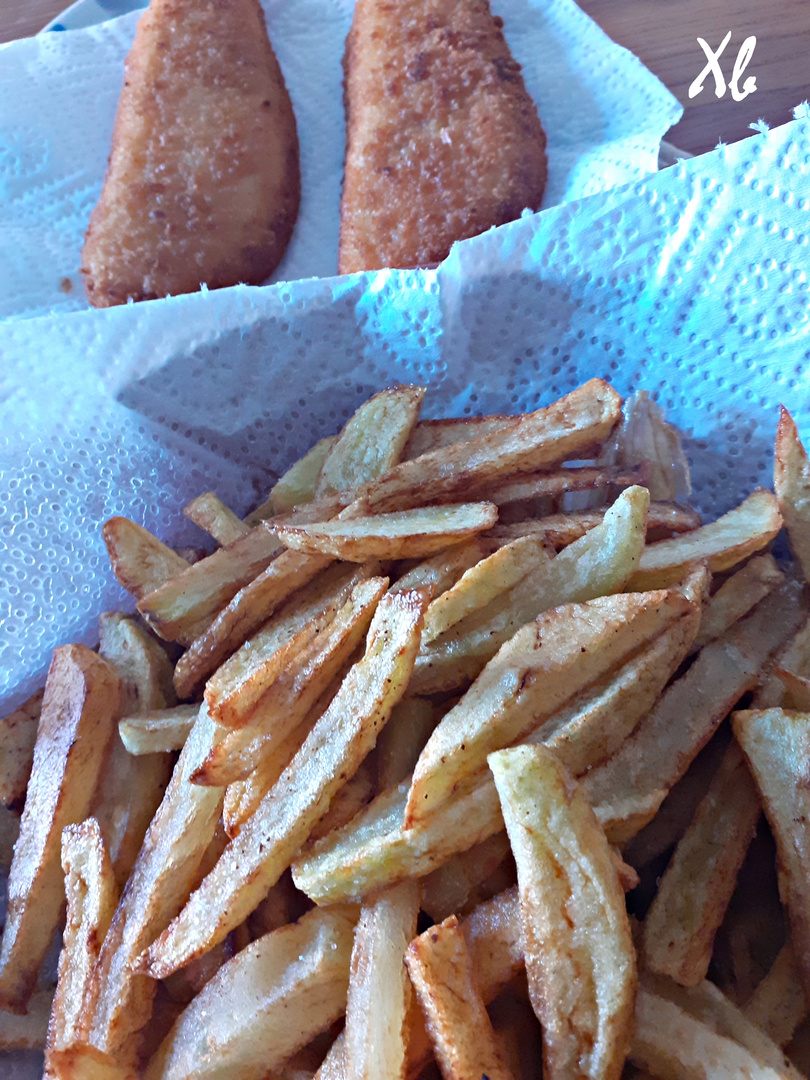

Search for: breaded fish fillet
xmin=82 ymin=0 xmax=299 ymax=307
xmin=339 ymin=0 xmax=547 ymax=274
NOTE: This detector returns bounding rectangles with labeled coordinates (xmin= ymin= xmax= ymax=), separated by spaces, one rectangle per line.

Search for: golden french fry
xmin=0 ymin=645 xmax=120 ymax=1014
xmin=316 ymin=386 xmax=425 ymax=498
xmin=628 ymin=489 xmax=781 ymax=591
xmin=421 ymin=832 xmax=513 ymax=924
xmin=343 ymin=879 xmax=420 ymax=1080
xmin=389 ymin=538 xmax=488 ymax=601
xmin=192 ymin=577 xmax=388 ymax=787
xmin=172 ymin=548 xmax=333 ymax=695
xmin=376 ymin=697 xmax=436 ymax=790
xmin=485 ymin=501 xmax=700 ymax=548
xmin=248 ymin=436 xmax=336 ymax=520
xmin=745 ymin=943 xmax=808 ymax=1048
xmin=406 ymin=586 xmax=690 ymax=826
xmin=182 ymin=492 xmax=250 ymax=546
xmin=145 ymin=905 xmax=358 ymax=1080
xmin=403 ymin=414 xmax=516 ymax=460
xmin=0 ymin=687 xmax=43 ymax=810
xmin=137 ymin=525 xmax=284 ymax=645
xmin=471 ymin=464 xmax=648 ymax=507
xmin=44 ymin=819 xmax=118 ymax=1076
xmin=0 ymin=988 xmax=53 ymax=1049
xmin=405 ymin=914 xmax=517 ymax=1080
xmin=85 ymin=707 xmax=225 ymax=1069
xmin=774 ymin=407 xmax=810 ymax=582
xmin=775 ymin=669 xmax=810 ymax=711
xmin=102 ymin=517 xmax=189 ymax=602
xmin=732 ymin=707 xmax=810 ymax=999
xmin=690 ymin=553 xmax=783 ymax=654
xmin=582 ymin=583 xmax=804 ymax=844
xmin=140 ymin=591 xmax=424 ymax=979
xmin=44 ymin=1045 xmax=130 ymax=1080
xmin=310 ymin=757 xmax=376 ymax=844
xmin=277 ymin=502 xmax=499 ymax=561
xmin=642 ymin=741 xmax=761 ymax=986
xmin=118 ymin=706 xmax=198 ymax=756
xmin=98 ymin=613 xmax=176 ymax=714
xmin=490 ymin=746 xmax=635 ymax=1080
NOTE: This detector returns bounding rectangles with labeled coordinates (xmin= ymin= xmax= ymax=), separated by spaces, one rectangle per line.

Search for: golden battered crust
xmin=338 ymin=0 xmax=548 ymax=274
xmin=81 ymin=0 xmax=300 ymax=307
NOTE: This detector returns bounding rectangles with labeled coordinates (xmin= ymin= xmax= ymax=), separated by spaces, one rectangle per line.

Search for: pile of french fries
xmin=4 ymin=378 xmax=810 ymax=1080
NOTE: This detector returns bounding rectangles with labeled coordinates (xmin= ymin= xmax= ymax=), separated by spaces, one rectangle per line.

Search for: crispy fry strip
xmin=472 ymin=465 xmax=648 ymax=506
xmin=0 ymin=687 xmax=43 ymax=810
xmin=249 ymin=436 xmax=336 ymax=520
xmin=0 ymin=645 xmax=120 ymax=1013
xmin=182 ymin=492 xmax=250 ymax=546
xmin=690 ymin=553 xmax=782 ymax=654
xmin=390 ymin=539 xmax=488 ymax=601
xmin=102 ymin=517 xmax=189 ymax=602
xmin=405 ymin=915 xmax=516 ymax=1080
xmin=490 ymin=746 xmax=635 ymax=1080
xmin=485 ymin=501 xmax=700 ymax=548
xmin=118 ymin=707 xmax=198 ymax=756
xmin=140 ymin=592 xmax=424 ymax=979
xmin=642 ymin=742 xmax=761 ymax=986
xmin=745 ymin=943 xmax=808 ymax=1047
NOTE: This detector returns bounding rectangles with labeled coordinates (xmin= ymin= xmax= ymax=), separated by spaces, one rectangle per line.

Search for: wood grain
xmin=2 ymin=0 xmax=809 ymax=157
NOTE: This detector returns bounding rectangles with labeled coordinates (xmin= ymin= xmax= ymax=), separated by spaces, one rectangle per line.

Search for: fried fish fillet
xmin=82 ymin=0 xmax=300 ymax=307
xmin=338 ymin=0 xmax=547 ymax=274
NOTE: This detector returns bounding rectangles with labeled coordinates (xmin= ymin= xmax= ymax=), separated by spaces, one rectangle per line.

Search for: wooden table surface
xmin=2 ymin=0 xmax=809 ymax=156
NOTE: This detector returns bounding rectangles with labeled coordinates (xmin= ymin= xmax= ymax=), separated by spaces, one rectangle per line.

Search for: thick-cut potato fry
xmin=141 ymin=591 xmax=424 ymax=979
xmin=182 ymin=493 xmax=250 ymax=546
xmin=390 ymin=539 xmax=487 ymax=601
xmin=137 ymin=526 xmax=284 ymax=645
xmin=642 ymin=742 xmax=761 ymax=986
xmin=44 ymin=1045 xmax=129 ymax=1080
xmin=173 ymin=548 xmax=333 ymax=695
xmin=422 ymin=534 xmax=550 ymax=643
xmin=249 ymin=436 xmax=336 ymax=520
xmin=0 ymin=687 xmax=43 ymax=810
xmin=98 ymin=613 xmax=176 ymax=714
xmin=472 ymin=465 xmax=648 ymax=507
xmin=344 ymin=879 xmax=420 ymax=1080
xmin=277 ymin=502 xmax=499 ymax=561
xmin=102 ymin=517 xmax=189 ymax=602
xmin=582 ymin=583 xmax=803 ymax=844
xmin=316 ymin=386 xmax=425 ymax=498
xmin=0 ymin=988 xmax=53 ymax=1049
xmin=118 ymin=706 xmax=198 ymax=755
xmin=485 ymin=501 xmax=700 ymax=548
xmin=774 ymin=407 xmax=810 ymax=582
xmin=690 ymin=553 xmax=783 ymax=654
xmin=602 ymin=390 xmax=691 ymax=502
xmin=775 ymin=669 xmax=810 ymax=711
xmin=376 ymin=697 xmax=436 ymax=790
xmin=411 ymin=485 xmax=651 ymax=694
xmin=44 ymin=819 xmax=118 ymax=1076
xmin=86 ymin=708 xmax=225 ymax=1068
xmin=203 ymin=563 xmax=369 ymax=726
xmin=732 ymin=707 xmax=810 ymax=999
xmin=407 ymin=587 xmax=690 ymax=826
xmin=192 ymin=577 xmax=388 ymax=787
xmin=403 ymin=415 xmax=516 ymax=460
xmin=745 ymin=943 xmax=808 ymax=1047
xmin=490 ymin=746 xmax=635 ymax=1080
xmin=309 ymin=757 xmax=376 ymax=844
xmin=421 ymin=832 xmax=513 ymax=924
xmin=628 ymin=489 xmax=781 ymax=590
xmin=0 ymin=645 xmax=120 ymax=1014
xmin=406 ymin=915 xmax=516 ymax=1080
xmin=145 ymin=905 xmax=358 ymax=1080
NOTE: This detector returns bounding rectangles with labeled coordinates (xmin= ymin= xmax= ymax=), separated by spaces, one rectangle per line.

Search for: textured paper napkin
xmin=0 ymin=0 xmax=682 ymax=321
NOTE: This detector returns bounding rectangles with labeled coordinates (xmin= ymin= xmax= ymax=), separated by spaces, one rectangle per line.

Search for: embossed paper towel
xmin=1 ymin=109 xmax=809 ymax=719
xmin=0 ymin=0 xmax=682 ymax=321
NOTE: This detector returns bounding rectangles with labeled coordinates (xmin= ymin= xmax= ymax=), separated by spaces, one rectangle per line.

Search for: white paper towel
xmin=1 ymin=107 xmax=809 ymax=717
xmin=0 ymin=0 xmax=682 ymax=321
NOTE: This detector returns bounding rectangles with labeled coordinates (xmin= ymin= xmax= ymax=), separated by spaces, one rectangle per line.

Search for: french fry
xmin=774 ymin=407 xmax=810 ymax=582
xmin=421 ymin=832 xmax=514 ymax=923
xmin=628 ymin=489 xmax=782 ymax=591
xmin=192 ymin=577 xmax=388 ymax=787
xmin=389 ymin=538 xmax=488 ymax=601
xmin=775 ymin=669 xmax=810 ymax=711
xmin=140 ymin=591 xmax=424 ymax=979
xmin=582 ymin=583 xmax=804 ymax=844
xmin=406 ymin=586 xmax=691 ymax=826
xmin=0 ymin=988 xmax=53 ymax=1049
xmin=98 ymin=612 xmax=176 ymax=714
xmin=405 ymin=914 xmax=517 ymax=1080
xmin=102 ymin=517 xmax=189 ymax=602
xmin=410 ymin=485 xmax=651 ymax=694
xmin=745 ymin=943 xmax=808 ymax=1048
xmin=489 ymin=746 xmax=635 ymax=1080
xmin=403 ymin=414 xmax=516 ymax=460
xmin=0 ymin=645 xmax=120 ymax=1014
xmin=246 ymin=436 xmax=336 ymax=521
xmin=172 ymin=548 xmax=333 ymax=695
xmin=182 ymin=492 xmax=250 ymax=546
xmin=85 ymin=707 xmax=225 ymax=1068
xmin=485 ymin=501 xmax=700 ymax=548
xmin=316 ymin=386 xmax=425 ymax=498
xmin=642 ymin=741 xmax=762 ymax=986
xmin=277 ymin=502 xmax=499 ymax=561
xmin=0 ymin=687 xmax=43 ymax=810
xmin=44 ymin=1045 xmax=129 ymax=1080
xmin=343 ymin=879 xmax=420 ymax=1080
xmin=602 ymin=390 xmax=691 ymax=502
xmin=732 ymin=707 xmax=810 ymax=999
xmin=145 ymin=905 xmax=358 ymax=1080
xmin=376 ymin=697 xmax=436 ymax=790
xmin=44 ymin=819 xmax=118 ymax=1077
xmin=203 ymin=562 xmax=371 ymax=726
xmin=690 ymin=553 xmax=783 ymax=654
xmin=118 ymin=706 xmax=198 ymax=756
xmin=310 ymin=757 xmax=376 ymax=844
xmin=137 ymin=525 xmax=284 ymax=645
xmin=471 ymin=464 xmax=648 ymax=507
